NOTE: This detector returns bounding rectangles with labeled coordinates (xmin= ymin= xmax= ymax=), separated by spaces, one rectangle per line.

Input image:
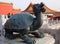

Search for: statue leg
xmin=19 ymin=29 xmax=36 ymax=44
xmin=31 ymin=31 xmax=44 ymax=38
xmin=30 ymin=18 xmax=44 ymax=38
xmin=5 ymin=29 xmax=14 ymax=39
xmin=30 ymin=26 xmax=44 ymax=38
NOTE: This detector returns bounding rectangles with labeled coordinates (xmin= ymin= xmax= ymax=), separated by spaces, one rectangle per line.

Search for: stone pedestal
xmin=0 ymin=34 xmax=55 ymax=44
xmin=40 ymin=23 xmax=60 ymax=44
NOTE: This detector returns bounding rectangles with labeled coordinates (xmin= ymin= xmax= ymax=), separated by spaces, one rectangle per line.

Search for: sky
xmin=0 ymin=0 xmax=60 ymax=11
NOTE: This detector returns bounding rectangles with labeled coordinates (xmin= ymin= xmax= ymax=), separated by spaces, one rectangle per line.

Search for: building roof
xmin=0 ymin=2 xmax=13 ymax=5
xmin=12 ymin=9 xmax=21 ymax=14
xmin=24 ymin=3 xmax=56 ymax=14
xmin=23 ymin=3 xmax=33 ymax=14
xmin=43 ymin=5 xmax=56 ymax=14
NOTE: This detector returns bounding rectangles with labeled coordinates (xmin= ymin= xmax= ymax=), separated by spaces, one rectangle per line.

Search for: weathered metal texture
xmin=4 ymin=12 xmax=35 ymax=29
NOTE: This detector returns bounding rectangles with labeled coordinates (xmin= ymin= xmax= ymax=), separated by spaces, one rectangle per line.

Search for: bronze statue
xmin=4 ymin=2 xmax=46 ymax=44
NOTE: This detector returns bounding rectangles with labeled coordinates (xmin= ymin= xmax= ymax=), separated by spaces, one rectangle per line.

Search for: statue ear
xmin=40 ymin=7 xmax=46 ymax=12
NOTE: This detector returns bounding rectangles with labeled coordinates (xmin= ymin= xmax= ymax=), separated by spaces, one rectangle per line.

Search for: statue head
xmin=33 ymin=2 xmax=46 ymax=13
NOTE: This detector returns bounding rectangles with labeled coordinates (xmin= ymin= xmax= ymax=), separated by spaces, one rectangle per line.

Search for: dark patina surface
xmin=4 ymin=2 xmax=46 ymax=44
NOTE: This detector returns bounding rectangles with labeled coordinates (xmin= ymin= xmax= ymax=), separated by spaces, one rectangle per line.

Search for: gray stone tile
xmin=0 ymin=34 xmax=55 ymax=44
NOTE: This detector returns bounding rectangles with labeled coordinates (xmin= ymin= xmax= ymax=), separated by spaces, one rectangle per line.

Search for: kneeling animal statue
xmin=4 ymin=2 xmax=46 ymax=44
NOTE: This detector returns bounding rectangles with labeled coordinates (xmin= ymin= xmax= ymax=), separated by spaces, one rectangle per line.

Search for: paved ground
xmin=0 ymin=34 xmax=55 ymax=44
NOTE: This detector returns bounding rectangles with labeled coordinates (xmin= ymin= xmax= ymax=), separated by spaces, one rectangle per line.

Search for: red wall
xmin=0 ymin=2 xmax=21 ymax=15
xmin=0 ymin=4 xmax=12 ymax=15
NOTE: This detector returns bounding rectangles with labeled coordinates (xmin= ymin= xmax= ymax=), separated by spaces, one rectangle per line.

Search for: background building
xmin=0 ymin=2 xmax=21 ymax=15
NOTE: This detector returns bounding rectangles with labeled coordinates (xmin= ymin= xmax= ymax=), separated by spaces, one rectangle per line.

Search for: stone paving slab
xmin=0 ymin=34 xmax=55 ymax=44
